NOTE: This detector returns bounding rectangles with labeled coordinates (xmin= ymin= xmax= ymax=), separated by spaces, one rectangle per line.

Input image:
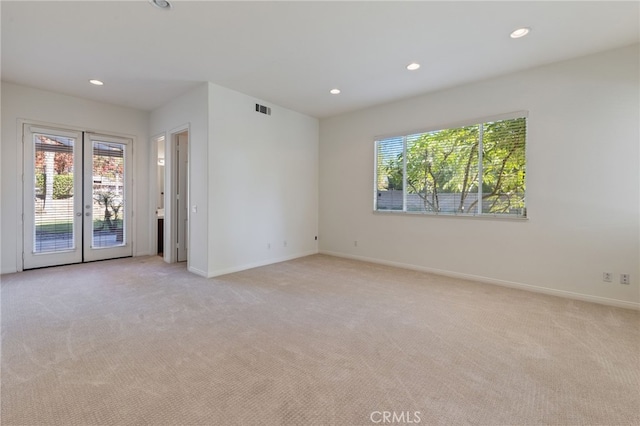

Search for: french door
xmin=23 ymin=125 xmax=133 ymax=269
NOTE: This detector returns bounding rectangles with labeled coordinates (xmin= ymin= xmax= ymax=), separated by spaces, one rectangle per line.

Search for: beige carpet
xmin=1 ymin=254 xmax=639 ymax=425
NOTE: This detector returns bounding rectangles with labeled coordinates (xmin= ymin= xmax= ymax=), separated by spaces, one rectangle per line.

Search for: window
xmin=375 ymin=114 xmax=526 ymax=218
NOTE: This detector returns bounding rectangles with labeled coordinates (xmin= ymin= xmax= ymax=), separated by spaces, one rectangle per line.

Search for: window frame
xmin=373 ymin=111 xmax=528 ymax=219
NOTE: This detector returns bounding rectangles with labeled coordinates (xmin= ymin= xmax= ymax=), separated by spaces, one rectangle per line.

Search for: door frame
xmin=155 ymin=124 xmax=190 ymax=264
xmin=18 ymin=119 xmax=137 ymax=271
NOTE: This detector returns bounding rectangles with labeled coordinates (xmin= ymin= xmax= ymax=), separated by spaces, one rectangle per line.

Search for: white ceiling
xmin=2 ymin=1 xmax=638 ymax=118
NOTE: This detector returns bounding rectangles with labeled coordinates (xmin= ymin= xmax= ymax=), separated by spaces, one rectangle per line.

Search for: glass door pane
xmin=91 ymin=141 xmax=125 ymax=248
xmin=34 ymin=134 xmax=76 ymax=252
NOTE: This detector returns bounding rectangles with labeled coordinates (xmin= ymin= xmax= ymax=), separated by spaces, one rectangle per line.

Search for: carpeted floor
xmin=1 ymin=254 xmax=639 ymax=425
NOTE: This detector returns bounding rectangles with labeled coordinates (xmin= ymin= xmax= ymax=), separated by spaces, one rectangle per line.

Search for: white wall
xmin=1 ymin=82 xmax=150 ymax=274
xmin=149 ymin=83 xmax=209 ymax=276
xmin=319 ymin=45 xmax=640 ymax=308
xmin=208 ymin=83 xmax=319 ymax=276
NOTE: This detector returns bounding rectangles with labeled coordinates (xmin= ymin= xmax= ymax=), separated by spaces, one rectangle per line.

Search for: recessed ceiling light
xmin=510 ymin=27 xmax=530 ymax=39
xmin=330 ymin=89 xmax=341 ymax=95
xmin=150 ymin=0 xmax=172 ymax=10
xmin=89 ymin=79 xmax=104 ymax=86
xmin=406 ymin=62 xmax=421 ymax=71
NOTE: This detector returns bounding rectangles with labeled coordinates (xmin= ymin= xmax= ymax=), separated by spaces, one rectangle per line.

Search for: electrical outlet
xmin=283 ymin=240 xmax=287 ymax=247
xmin=267 ymin=243 xmax=271 ymax=249
xmin=620 ymin=274 xmax=630 ymax=285
xmin=603 ymin=272 xmax=612 ymax=282
xmin=354 ymin=240 xmax=358 ymax=247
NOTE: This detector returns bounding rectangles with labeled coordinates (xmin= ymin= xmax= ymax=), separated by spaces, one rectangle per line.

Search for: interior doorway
xmin=22 ymin=124 xmax=133 ymax=269
xmin=155 ymin=135 xmax=165 ymax=257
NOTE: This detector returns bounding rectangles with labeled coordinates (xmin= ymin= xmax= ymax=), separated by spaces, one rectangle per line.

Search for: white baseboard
xmin=1 ymin=267 xmax=18 ymax=275
xmin=320 ymin=250 xmax=640 ymax=311
xmin=207 ymin=250 xmax=319 ymax=278
xmin=188 ymin=265 xmax=208 ymax=278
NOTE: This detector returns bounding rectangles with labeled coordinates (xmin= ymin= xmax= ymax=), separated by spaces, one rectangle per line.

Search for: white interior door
xmin=176 ymin=132 xmax=188 ymax=262
xmin=23 ymin=125 xmax=133 ymax=269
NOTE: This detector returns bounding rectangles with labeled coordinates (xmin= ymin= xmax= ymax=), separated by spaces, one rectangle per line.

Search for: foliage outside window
xmin=34 ymin=146 xmax=74 ymax=200
xmin=375 ymin=115 xmax=526 ymax=217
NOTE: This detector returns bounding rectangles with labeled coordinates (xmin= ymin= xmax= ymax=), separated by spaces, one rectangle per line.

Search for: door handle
xmin=85 ymin=213 xmax=91 ymax=217
xmin=76 ymin=212 xmax=82 ymax=217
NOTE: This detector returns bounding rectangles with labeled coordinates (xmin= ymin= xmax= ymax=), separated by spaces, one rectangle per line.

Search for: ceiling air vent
xmin=255 ymin=103 xmax=271 ymax=116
